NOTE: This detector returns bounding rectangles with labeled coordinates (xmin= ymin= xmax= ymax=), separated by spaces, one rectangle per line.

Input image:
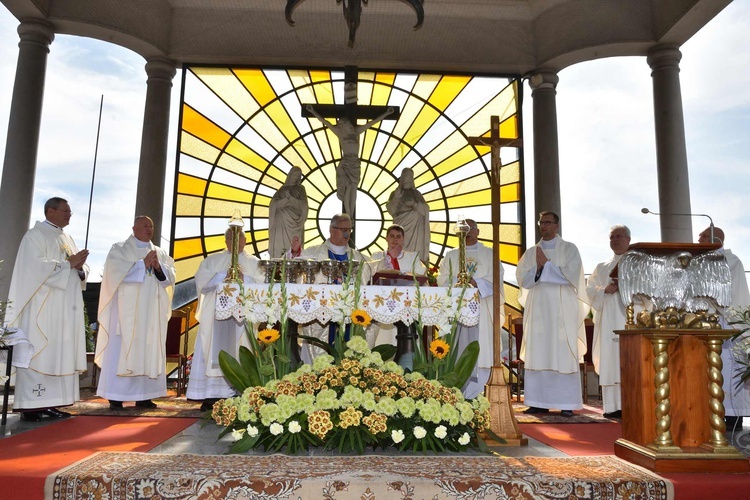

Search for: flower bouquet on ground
xmin=728 ymin=306 xmax=750 ymax=388
xmin=212 ymin=337 xmax=493 ymax=454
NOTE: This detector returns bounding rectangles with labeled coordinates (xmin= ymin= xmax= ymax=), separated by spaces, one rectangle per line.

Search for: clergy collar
xmin=466 ymin=243 xmax=479 ymax=251
xmin=44 ymin=220 xmax=61 ymax=229
xmin=326 ymin=240 xmax=350 ymax=255
xmin=134 ymin=238 xmax=151 ymax=248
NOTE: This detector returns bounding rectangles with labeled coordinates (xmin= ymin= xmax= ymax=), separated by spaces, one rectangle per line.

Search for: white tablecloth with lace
xmin=215 ymin=283 xmax=480 ymax=328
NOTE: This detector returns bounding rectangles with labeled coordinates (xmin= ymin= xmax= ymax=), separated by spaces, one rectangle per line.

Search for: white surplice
xmin=186 ymin=250 xmax=263 ymax=400
xmin=517 ymin=235 xmax=588 ymax=410
xmin=7 ymin=221 xmax=89 ymax=410
xmin=95 ymin=236 xmax=175 ymax=402
xmin=586 ymin=254 xmax=625 ymax=413
xmin=439 ymin=242 xmax=505 ymax=399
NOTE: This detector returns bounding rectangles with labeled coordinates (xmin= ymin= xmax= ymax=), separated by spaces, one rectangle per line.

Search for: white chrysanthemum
xmin=247 ymin=425 xmax=259 ymax=437
xmin=269 ymin=422 xmax=284 ymax=435
xmin=288 ymin=421 xmax=302 ymax=434
xmin=346 ymin=336 xmax=369 ymax=354
xmin=458 ymin=432 xmax=471 ymax=445
xmin=391 ymin=429 xmax=405 ymax=443
xmin=413 ymin=426 xmax=427 ymax=439
xmin=434 ymin=425 xmax=448 ymax=439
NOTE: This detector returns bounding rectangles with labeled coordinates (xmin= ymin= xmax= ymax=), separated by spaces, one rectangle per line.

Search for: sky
xmin=0 ymin=2 xmax=749 ymax=283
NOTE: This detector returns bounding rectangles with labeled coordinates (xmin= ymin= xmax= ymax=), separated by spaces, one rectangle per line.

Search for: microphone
xmin=641 ymin=208 xmax=715 ymax=243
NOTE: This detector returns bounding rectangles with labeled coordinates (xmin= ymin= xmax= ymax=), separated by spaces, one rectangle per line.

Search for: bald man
xmin=699 ymin=226 xmax=750 ymax=429
xmin=95 ymin=216 xmax=176 ymax=410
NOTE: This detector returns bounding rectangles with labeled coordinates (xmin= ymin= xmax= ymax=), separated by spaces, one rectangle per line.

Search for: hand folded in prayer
xmin=68 ymin=249 xmax=89 ymax=270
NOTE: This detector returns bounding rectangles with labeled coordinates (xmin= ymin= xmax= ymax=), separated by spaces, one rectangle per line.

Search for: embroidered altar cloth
xmin=215 ymin=283 xmax=480 ymax=328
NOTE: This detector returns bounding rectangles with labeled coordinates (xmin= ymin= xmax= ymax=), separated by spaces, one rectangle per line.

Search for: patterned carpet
xmin=512 ymin=400 xmax=617 ymax=424
xmin=46 ymin=452 xmax=672 ymax=499
xmin=62 ymin=388 xmax=204 ymax=418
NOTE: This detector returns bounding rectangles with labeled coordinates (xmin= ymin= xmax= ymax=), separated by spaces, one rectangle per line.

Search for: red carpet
xmin=0 ymin=416 xmax=196 ymax=500
xmin=519 ymin=422 xmax=622 ymax=455
xmin=518 ymin=422 xmax=750 ymax=498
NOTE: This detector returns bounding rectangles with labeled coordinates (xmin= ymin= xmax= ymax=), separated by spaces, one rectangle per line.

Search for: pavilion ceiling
xmin=0 ymin=0 xmax=732 ymax=74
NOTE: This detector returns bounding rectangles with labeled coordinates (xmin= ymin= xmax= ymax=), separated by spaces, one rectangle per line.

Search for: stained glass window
xmin=171 ymin=67 xmax=524 ymax=313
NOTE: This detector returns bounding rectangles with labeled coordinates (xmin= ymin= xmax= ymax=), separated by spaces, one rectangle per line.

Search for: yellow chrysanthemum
xmin=351 ymin=309 xmax=372 ymax=327
xmin=258 ymin=328 xmax=280 ymax=344
xmin=430 ymin=339 xmax=450 ymax=359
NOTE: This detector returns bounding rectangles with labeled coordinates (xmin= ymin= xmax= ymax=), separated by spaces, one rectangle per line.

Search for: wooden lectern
xmin=614 ymin=243 xmax=749 ymax=473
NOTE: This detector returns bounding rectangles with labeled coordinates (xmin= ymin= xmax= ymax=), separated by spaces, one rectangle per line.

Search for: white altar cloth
xmin=215 ymin=283 xmax=480 ymax=328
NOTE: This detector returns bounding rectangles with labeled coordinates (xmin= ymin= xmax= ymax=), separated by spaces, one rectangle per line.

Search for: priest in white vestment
xmin=698 ymin=226 xmax=750 ymax=430
xmin=186 ymin=229 xmax=264 ymax=411
xmin=95 ymin=216 xmax=176 ymax=410
xmin=517 ymin=211 xmax=588 ymax=416
xmin=438 ymin=219 xmax=505 ymax=399
xmin=300 ymin=214 xmax=371 ymax=362
xmin=7 ymin=197 xmax=90 ymax=422
xmin=586 ymin=224 xmax=631 ymax=418
xmin=368 ymin=224 xmax=427 ymax=348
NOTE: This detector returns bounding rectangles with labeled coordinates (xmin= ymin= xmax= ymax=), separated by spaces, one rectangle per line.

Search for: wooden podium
xmin=615 ymin=328 xmax=749 ymax=472
xmin=615 ymin=243 xmax=750 ymax=472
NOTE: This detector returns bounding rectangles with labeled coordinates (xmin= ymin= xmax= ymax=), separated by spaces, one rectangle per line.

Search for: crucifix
xmin=303 ymin=66 xmax=400 ymax=233
xmin=467 ymin=116 xmax=526 ymax=445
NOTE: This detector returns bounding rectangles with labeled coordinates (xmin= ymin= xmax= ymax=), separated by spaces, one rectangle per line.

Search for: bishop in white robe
xmin=300 ymin=214 xmax=371 ymax=362
xmin=438 ymin=219 xmax=505 ymax=399
xmin=7 ymin=197 xmax=89 ymax=421
xmin=95 ymin=216 xmax=175 ymax=409
xmin=186 ymin=229 xmax=264 ymax=409
xmin=586 ymin=225 xmax=631 ymax=417
xmin=517 ymin=212 xmax=588 ymax=416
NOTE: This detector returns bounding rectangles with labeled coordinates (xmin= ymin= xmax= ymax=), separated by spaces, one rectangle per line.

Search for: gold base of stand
xmin=482 ymin=365 xmax=528 ymax=447
xmin=615 ymin=438 xmax=749 ymax=473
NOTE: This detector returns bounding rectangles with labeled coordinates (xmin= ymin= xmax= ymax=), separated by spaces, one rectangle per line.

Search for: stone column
xmin=0 ymin=20 xmax=55 ymax=300
xmin=134 ymin=57 xmax=176 ymax=245
xmin=529 ymin=69 xmax=562 ymax=235
xmin=647 ymin=45 xmax=692 ymax=242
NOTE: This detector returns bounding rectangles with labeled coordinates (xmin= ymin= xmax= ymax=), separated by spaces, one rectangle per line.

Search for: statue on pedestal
xmin=269 ymin=166 xmax=308 ymax=259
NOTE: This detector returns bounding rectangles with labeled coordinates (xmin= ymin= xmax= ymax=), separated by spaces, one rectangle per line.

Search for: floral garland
xmin=212 ymin=337 xmax=491 ymax=454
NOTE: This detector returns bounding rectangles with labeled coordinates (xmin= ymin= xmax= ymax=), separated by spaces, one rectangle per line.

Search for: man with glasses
xmin=516 ymin=211 xmax=588 ymax=417
xmin=586 ymin=224 xmax=631 ymax=419
xmin=300 ymin=213 xmax=371 ymax=361
xmin=6 ymin=197 xmax=90 ymax=421
xmin=438 ymin=219 xmax=505 ymax=398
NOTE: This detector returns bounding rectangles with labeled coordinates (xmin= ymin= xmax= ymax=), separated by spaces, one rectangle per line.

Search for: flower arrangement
xmin=420 ymin=260 xmax=439 ymax=286
xmin=213 ymin=336 xmax=492 ymax=454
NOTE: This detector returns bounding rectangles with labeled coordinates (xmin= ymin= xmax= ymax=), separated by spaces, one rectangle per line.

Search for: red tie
xmin=390 ymin=255 xmax=400 ymax=271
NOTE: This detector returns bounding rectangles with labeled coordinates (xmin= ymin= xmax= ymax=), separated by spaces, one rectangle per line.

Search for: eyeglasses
xmin=54 ymin=208 xmax=73 ymax=214
xmin=538 ymin=221 xmax=556 ymax=226
xmin=332 ymin=226 xmax=353 ymax=233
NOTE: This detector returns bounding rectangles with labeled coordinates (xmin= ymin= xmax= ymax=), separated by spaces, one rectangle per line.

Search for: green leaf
xmin=297 ymin=334 xmax=335 ymax=355
xmin=258 ymin=363 xmax=275 ymax=376
xmin=238 ymin=346 xmax=262 ymax=387
xmin=218 ymin=350 xmax=252 ymax=392
xmin=450 ymin=340 xmax=480 ymax=389
xmin=372 ymin=344 xmax=396 ymax=361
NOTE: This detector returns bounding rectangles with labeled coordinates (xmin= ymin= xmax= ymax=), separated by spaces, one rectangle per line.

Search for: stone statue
xmin=307 ymin=104 xmax=394 ymax=218
xmin=386 ymin=167 xmax=430 ymax=261
xmin=269 ymin=166 xmax=308 ymax=258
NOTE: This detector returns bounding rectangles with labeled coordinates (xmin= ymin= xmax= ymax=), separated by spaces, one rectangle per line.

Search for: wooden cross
xmin=302 ymin=66 xmax=400 ymax=231
xmin=467 ymin=116 xmax=526 ymax=445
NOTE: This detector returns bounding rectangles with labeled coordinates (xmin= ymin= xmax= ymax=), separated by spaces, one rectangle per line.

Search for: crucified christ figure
xmin=307 ymin=104 xmax=394 ymax=218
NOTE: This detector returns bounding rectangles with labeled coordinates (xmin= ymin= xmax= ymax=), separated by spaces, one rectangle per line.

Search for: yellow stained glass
xmin=172 ymin=67 xmax=524 ymax=286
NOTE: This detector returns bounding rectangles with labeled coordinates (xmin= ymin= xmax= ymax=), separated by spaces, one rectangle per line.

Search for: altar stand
xmin=614 ymin=242 xmax=750 ymax=473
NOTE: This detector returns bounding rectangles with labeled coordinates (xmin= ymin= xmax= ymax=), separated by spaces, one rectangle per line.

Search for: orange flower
xmin=258 ymin=328 xmax=280 ymax=344
xmin=351 ymin=309 xmax=372 ymax=327
xmin=430 ymin=338 xmax=450 ymax=359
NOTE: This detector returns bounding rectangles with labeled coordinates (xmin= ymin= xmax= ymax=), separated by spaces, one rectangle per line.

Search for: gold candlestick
xmin=455 ymin=217 xmax=471 ymax=287
xmin=225 ymin=209 xmax=244 ymax=283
